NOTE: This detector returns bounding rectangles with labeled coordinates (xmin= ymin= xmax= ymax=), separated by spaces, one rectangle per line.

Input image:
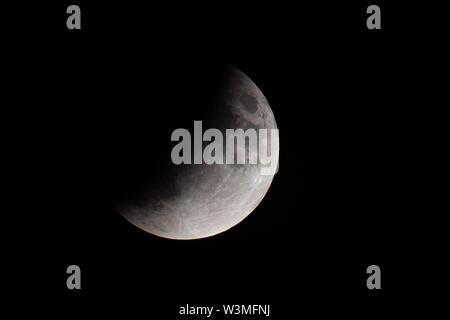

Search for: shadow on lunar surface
xmin=110 ymin=64 xmax=278 ymax=239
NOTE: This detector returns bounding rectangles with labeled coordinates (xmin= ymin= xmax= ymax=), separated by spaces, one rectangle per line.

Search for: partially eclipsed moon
xmin=115 ymin=66 xmax=278 ymax=239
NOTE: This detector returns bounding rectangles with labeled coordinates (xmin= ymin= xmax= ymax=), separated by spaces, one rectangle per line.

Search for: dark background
xmin=6 ymin=0 xmax=439 ymax=318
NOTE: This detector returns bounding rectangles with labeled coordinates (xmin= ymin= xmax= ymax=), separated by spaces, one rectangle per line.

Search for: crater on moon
xmin=240 ymin=92 xmax=259 ymax=113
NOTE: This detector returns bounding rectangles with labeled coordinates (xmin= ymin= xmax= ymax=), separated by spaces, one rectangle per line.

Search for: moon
xmin=114 ymin=65 xmax=278 ymax=239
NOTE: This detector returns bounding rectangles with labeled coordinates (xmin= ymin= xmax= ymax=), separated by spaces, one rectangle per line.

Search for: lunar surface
xmin=114 ymin=66 xmax=278 ymax=239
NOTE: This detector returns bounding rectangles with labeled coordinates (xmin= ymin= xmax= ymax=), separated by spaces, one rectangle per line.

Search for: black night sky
xmin=5 ymin=1 xmax=439 ymax=318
